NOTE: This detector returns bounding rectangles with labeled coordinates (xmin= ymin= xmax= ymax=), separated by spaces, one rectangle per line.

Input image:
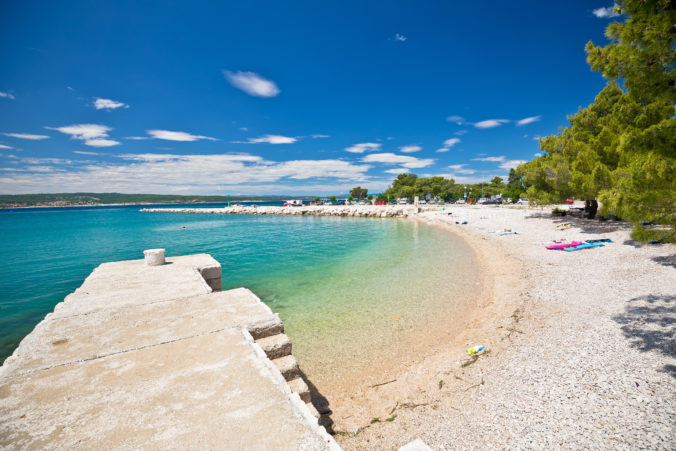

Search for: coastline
xmin=326 ymin=209 xmax=531 ymax=441
xmin=338 ymin=206 xmax=675 ymax=449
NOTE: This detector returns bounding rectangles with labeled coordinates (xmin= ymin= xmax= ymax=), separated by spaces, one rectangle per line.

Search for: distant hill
xmin=0 ymin=193 xmax=300 ymax=208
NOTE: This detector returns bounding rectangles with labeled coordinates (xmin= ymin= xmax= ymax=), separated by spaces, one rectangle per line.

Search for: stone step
xmin=256 ymin=333 xmax=292 ymax=360
xmin=247 ymin=316 xmax=284 ymax=340
xmin=305 ymin=402 xmax=320 ymax=419
xmin=272 ymin=355 xmax=300 ymax=381
xmin=287 ymin=377 xmax=311 ymax=403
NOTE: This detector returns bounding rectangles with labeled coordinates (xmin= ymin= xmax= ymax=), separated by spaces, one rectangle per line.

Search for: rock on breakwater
xmin=140 ymin=205 xmax=441 ymax=218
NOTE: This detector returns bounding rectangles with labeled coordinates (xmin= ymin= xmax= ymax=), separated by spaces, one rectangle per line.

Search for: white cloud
xmin=473 ymin=156 xmax=505 ymax=162
xmin=311 ymin=134 xmax=330 ymax=138
xmin=394 ymin=34 xmax=407 ymax=42
xmin=399 ymin=145 xmax=422 ymax=153
xmin=593 ymin=5 xmax=617 ymax=18
xmin=0 ymin=144 xmax=13 ymax=149
xmin=534 ymin=152 xmax=542 ymax=157
xmin=237 ymin=134 xmax=297 ymax=144
xmin=0 ymin=153 xmax=373 ymax=194
xmin=224 ymin=70 xmax=280 ymax=98
xmin=499 ymin=160 xmax=527 ymax=170
xmin=345 ymin=142 xmax=381 ymax=153
xmin=93 ymin=97 xmax=128 ymax=110
xmin=361 ymin=153 xmax=435 ymax=169
xmin=447 ymin=164 xmax=475 ymax=174
xmin=446 ymin=115 xmax=464 ymax=124
xmin=474 ymin=119 xmax=509 ymax=129
xmin=85 ymin=139 xmax=120 ymax=147
xmin=454 ymin=130 xmax=468 ymax=136
xmin=73 ymin=150 xmax=100 ymax=155
xmin=2 ymin=132 xmax=50 ymax=140
xmin=46 ymin=124 xmax=121 ymax=147
xmin=126 ymin=136 xmax=149 ymax=140
xmin=147 ymin=130 xmax=218 ymax=142
xmin=516 ymin=115 xmax=541 ymax=126
xmin=384 ymin=168 xmax=410 ymax=174
xmin=239 ymin=127 xmax=248 ymax=131
xmin=533 ymin=136 xmax=541 ymax=141
xmin=437 ymin=137 xmax=461 ymax=153
xmin=0 ymin=92 xmax=15 ymax=100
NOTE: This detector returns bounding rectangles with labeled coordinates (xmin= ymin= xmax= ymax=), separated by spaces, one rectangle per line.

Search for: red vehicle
xmin=562 ymin=198 xmax=574 ymax=204
xmin=375 ymin=201 xmax=386 ymax=205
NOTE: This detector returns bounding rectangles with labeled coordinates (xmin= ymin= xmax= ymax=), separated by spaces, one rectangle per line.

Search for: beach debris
xmin=439 ymin=379 xmax=445 ymax=389
xmin=370 ymin=378 xmax=397 ymax=388
xmin=586 ymin=238 xmax=612 ymax=243
xmin=466 ymin=345 xmax=485 ymax=355
xmin=556 ymin=223 xmax=573 ymax=230
xmin=462 ymin=374 xmax=485 ymax=391
xmin=392 ymin=315 xmax=400 ymax=321
xmin=499 ymin=231 xmax=518 ymax=236
xmin=462 ymin=221 xmax=468 ymax=224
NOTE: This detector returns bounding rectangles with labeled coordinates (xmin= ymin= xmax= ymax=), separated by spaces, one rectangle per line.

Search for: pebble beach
xmin=333 ymin=205 xmax=675 ymax=450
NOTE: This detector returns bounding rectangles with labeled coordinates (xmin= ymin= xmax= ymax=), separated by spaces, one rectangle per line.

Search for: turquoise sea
xmin=0 ymin=204 xmax=478 ymax=389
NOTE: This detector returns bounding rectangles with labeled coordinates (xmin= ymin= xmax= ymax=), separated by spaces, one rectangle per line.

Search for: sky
xmin=0 ymin=1 xmax=620 ymax=195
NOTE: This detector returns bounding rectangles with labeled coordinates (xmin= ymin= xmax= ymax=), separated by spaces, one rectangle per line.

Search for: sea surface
xmin=0 ymin=203 xmax=478 ymax=388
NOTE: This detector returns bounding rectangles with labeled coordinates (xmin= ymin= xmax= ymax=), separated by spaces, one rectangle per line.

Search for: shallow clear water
xmin=0 ymin=205 xmax=478 ymax=387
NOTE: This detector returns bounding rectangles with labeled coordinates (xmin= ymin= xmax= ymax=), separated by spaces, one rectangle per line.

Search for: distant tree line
xmin=374 ymin=173 xmax=522 ymax=203
xmin=0 ymin=193 xmax=292 ymax=207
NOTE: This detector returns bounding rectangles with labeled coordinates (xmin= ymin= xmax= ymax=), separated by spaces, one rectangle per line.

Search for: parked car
xmin=562 ymin=198 xmax=575 ymax=204
xmin=455 ymin=199 xmax=466 ymax=204
xmin=484 ymin=199 xmax=501 ymax=205
xmin=375 ymin=201 xmax=386 ymax=205
xmin=419 ymin=199 xmax=427 ymax=205
xmin=516 ymin=198 xmax=529 ymax=205
xmin=358 ymin=200 xmax=366 ymax=205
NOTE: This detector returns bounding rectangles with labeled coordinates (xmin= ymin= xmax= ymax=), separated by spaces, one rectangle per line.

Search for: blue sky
xmin=0 ymin=1 xmax=618 ymax=195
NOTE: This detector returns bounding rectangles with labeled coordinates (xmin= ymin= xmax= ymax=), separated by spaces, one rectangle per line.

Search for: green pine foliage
xmin=520 ymin=0 xmax=675 ymax=240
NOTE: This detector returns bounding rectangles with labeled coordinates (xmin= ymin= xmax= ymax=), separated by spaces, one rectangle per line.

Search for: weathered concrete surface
xmin=0 ymin=254 xmax=337 ymax=450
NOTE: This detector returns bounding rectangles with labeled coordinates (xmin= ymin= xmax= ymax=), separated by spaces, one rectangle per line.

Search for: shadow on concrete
xmin=612 ymin=294 xmax=676 ymax=378
xmin=300 ymin=370 xmax=335 ymax=433
xmin=652 ymin=255 xmax=676 ymax=268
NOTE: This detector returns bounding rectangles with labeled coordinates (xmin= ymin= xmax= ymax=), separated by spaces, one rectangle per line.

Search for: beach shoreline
xmin=335 ymin=205 xmax=675 ymax=449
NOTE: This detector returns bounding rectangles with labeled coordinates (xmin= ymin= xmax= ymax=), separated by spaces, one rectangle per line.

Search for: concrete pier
xmin=0 ymin=252 xmax=338 ymax=450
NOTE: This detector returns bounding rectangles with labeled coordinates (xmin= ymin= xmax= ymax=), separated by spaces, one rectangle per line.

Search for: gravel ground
xmin=338 ymin=205 xmax=675 ymax=450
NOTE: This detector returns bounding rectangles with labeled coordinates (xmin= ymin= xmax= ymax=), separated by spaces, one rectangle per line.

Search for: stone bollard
xmin=144 ymin=248 xmax=165 ymax=266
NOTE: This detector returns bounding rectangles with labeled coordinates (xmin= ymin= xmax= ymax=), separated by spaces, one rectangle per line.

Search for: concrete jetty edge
xmin=0 ymin=251 xmax=340 ymax=450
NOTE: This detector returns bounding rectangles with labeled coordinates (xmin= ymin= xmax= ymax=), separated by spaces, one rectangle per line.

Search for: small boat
xmin=283 ymin=200 xmax=303 ymax=207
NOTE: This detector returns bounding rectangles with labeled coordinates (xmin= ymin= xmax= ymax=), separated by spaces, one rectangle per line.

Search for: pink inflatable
xmin=546 ymin=241 xmax=582 ymax=250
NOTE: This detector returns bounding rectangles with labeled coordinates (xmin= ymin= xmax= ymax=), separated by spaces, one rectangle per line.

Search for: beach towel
xmin=546 ymin=241 xmax=582 ymax=250
xmin=562 ymin=242 xmax=605 ymax=252
xmin=585 ymin=238 xmax=612 ymax=243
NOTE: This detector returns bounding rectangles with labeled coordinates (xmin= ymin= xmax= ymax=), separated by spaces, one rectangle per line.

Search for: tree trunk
xmin=584 ymin=199 xmax=599 ymax=219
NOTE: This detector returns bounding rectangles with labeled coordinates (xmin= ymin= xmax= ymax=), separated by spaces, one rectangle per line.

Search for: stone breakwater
xmin=141 ymin=205 xmax=443 ymax=218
